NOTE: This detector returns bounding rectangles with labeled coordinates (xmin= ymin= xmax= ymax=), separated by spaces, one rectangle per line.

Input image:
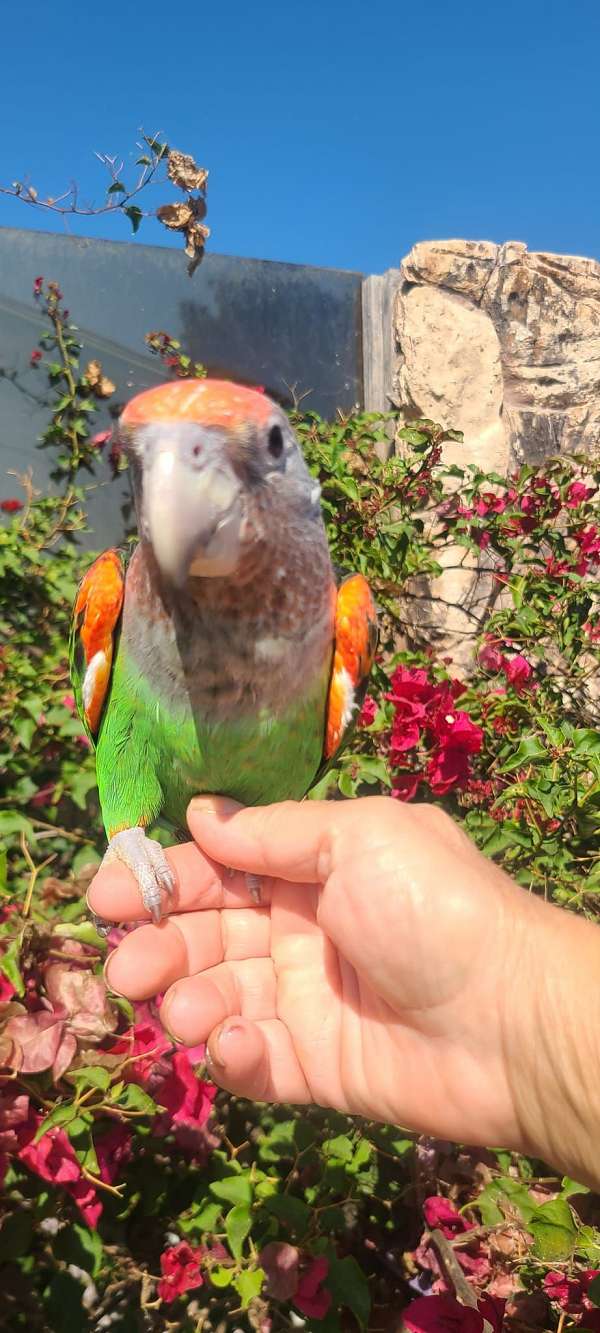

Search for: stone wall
xmin=364 ymin=239 xmax=600 ymax=471
xmin=363 ymin=240 xmax=600 ymax=663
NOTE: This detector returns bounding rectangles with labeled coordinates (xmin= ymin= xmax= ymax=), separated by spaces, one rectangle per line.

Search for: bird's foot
xmin=103 ymin=827 xmax=175 ymax=923
xmin=223 ymin=866 xmax=262 ymax=903
xmin=245 ymin=873 xmax=262 ymax=905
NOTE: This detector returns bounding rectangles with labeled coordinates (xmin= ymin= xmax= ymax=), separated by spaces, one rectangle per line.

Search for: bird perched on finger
xmin=70 ymin=379 xmax=377 ymax=920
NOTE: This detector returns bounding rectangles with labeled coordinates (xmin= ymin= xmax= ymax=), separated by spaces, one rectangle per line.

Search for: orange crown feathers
xmin=120 ymin=380 xmax=273 ymax=431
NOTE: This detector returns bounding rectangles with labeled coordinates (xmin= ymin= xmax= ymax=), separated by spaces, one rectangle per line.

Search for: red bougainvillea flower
xmin=543 ymin=1268 xmax=600 ymax=1327
xmin=109 ymin=1013 xmax=172 ymax=1085
xmin=154 ymin=1049 xmax=216 ymax=1132
xmin=0 ymin=975 xmax=15 ymax=1003
xmin=95 ymin=1123 xmax=133 ymax=1185
xmin=403 ymin=1293 xmax=505 ymax=1333
xmin=474 ymin=491 xmax=508 ymax=516
xmin=157 ymin=1241 xmax=204 ymax=1304
xmin=91 ymin=430 xmax=112 ymax=448
xmin=423 ymin=1196 xmax=474 ymax=1237
xmin=30 ymin=348 xmax=42 ymax=367
xmin=478 ymin=638 xmax=506 ymax=674
xmin=358 ymin=694 xmax=377 ymax=727
xmin=427 ymin=711 xmax=484 ymax=796
xmin=575 ymin=526 xmax=600 ymax=559
xmin=33 ymin=276 xmax=44 ymax=297
xmin=502 ymin=655 xmax=533 ymax=692
xmin=583 ymin=620 xmax=600 ymax=642
xmin=566 ymin=481 xmax=595 ymax=507
xmin=61 ymin=693 xmax=76 ymax=713
xmin=391 ymin=771 xmax=421 ymax=802
xmin=19 ymin=1127 xmax=101 ymax=1227
xmin=30 ymin=782 xmax=56 ymax=808
xmin=293 ymin=1256 xmax=332 ymax=1320
xmin=0 ymin=498 xmax=24 ymax=513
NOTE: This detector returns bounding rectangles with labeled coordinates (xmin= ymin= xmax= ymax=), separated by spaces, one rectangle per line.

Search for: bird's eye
xmin=267 ymin=424 xmax=284 ymax=459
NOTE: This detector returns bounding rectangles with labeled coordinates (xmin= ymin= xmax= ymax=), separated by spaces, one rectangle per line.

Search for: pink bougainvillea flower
xmin=44 ymin=963 xmax=118 ymax=1042
xmin=358 ymin=694 xmax=377 ymax=727
xmin=502 ymin=655 xmax=533 ymax=692
xmin=389 ymin=701 xmax=426 ymax=755
xmin=0 ymin=498 xmax=24 ymax=513
xmin=583 ymin=620 xmax=600 ymax=642
xmin=61 ymin=693 xmax=76 ymax=712
xmin=90 ymin=430 xmax=112 ymax=448
xmin=294 ymin=1256 xmax=332 ymax=1320
xmin=157 ymin=1241 xmax=204 ymax=1303
xmin=261 ymin=1242 xmax=300 ymax=1300
xmin=478 ymin=639 xmax=506 ymax=674
xmin=30 ymin=348 xmax=42 ymax=366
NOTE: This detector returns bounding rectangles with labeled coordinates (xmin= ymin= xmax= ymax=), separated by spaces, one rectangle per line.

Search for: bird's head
xmin=119 ymin=380 xmax=321 ymax=588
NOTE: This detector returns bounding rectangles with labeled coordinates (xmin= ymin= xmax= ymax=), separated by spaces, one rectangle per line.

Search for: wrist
xmin=502 ymin=892 xmax=600 ymax=1186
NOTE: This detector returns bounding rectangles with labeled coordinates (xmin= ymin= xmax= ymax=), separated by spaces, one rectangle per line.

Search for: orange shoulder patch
xmin=325 ymin=575 xmax=377 ymax=759
xmin=74 ymin=550 xmax=124 ymax=733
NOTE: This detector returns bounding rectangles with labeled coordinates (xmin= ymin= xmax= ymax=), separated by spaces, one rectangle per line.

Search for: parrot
xmin=70 ymin=379 xmax=377 ymax=921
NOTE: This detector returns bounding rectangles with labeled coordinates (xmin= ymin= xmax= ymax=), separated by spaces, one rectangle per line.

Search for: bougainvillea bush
xmin=0 ymin=281 xmax=598 ymax=1332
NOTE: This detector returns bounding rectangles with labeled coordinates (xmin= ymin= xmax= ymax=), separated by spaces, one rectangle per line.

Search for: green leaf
xmin=210 ymin=1174 xmax=253 ymax=1206
xmin=529 ymin=1197 xmax=577 ymax=1261
xmin=225 ymin=1203 xmax=252 ymax=1260
xmin=587 ymin=1275 xmax=600 ymax=1306
xmin=233 ymin=1267 xmax=264 ymax=1308
xmin=68 ymin=1065 xmax=111 ymax=1092
xmin=323 ymin=1134 xmax=353 ymax=1163
xmin=476 ymin=1177 xmax=536 ymax=1226
xmin=125 ymin=205 xmax=143 ymax=233
xmin=265 ymin=1193 xmax=311 ymax=1234
xmin=53 ymin=922 xmax=106 ymax=949
xmin=118 ymin=1083 xmax=157 ymax=1115
xmin=34 ymin=1103 xmax=80 ymax=1141
xmin=327 ymin=1255 xmax=370 ymax=1327
xmin=107 ymin=181 xmax=126 ymax=194
xmin=55 ymin=1222 xmax=104 ymax=1277
xmin=0 ymin=937 xmax=25 ymax=996
xmin=209 ymin=1264 xmax=234 ymax=1288
xmin=0 ymin=1209 xmax=34 ymax=1260
xmin=499 ymin=735 xmax=548 ymax=773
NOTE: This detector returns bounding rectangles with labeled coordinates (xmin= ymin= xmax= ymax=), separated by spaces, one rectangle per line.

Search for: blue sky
xmin=2 ymin=0 xmax=600 ymax=275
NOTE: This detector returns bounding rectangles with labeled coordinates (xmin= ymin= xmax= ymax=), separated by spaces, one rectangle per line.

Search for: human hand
xmin=88 ymin=796 xmax=600 ymax=1186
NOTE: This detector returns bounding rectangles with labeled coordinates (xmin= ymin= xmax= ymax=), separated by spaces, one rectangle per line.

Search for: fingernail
xmin=103 ymin=953 xmax=125 ymax=998
xmin=210 ymin=1019 xmax=245 ymax=1067
xmin=188 ymin=796 xmax=242 ymax=818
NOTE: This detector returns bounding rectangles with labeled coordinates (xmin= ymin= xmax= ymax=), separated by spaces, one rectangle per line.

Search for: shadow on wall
xmin=0 ymin=228 xmax=364 ymax=547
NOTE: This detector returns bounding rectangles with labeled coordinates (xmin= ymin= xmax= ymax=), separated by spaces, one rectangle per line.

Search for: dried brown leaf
xmin=84 ymin=360 xmax=115 ymax=399
xmin=156 ymin=202 xmax=195 ymax=231
xmin=167 ymin=150 xmax=208 ymax=192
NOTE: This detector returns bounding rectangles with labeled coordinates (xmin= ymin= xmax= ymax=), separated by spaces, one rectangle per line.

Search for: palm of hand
xmin=91 ymin=799 xmax=525 ymax=1150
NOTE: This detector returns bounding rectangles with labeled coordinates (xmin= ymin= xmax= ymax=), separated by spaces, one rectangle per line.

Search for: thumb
xmin=187 ymin=796 xmax=350 ymax=884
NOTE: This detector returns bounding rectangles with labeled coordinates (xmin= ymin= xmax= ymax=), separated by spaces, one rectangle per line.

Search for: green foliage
xmin=0 ymin=281 xmax=599 ymax=1329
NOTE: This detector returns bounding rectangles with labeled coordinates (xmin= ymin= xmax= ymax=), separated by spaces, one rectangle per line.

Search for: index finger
xmin=87 ymin=841 xmax=272 ymax=923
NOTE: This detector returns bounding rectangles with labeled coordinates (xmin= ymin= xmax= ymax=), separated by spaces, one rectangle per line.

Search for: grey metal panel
xmin=0 ymin=228 xmax=364 ymax=547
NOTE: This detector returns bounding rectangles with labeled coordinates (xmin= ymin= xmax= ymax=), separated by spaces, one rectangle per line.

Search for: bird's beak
xmin=143 ymin=448 xmax=244 ymax=587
